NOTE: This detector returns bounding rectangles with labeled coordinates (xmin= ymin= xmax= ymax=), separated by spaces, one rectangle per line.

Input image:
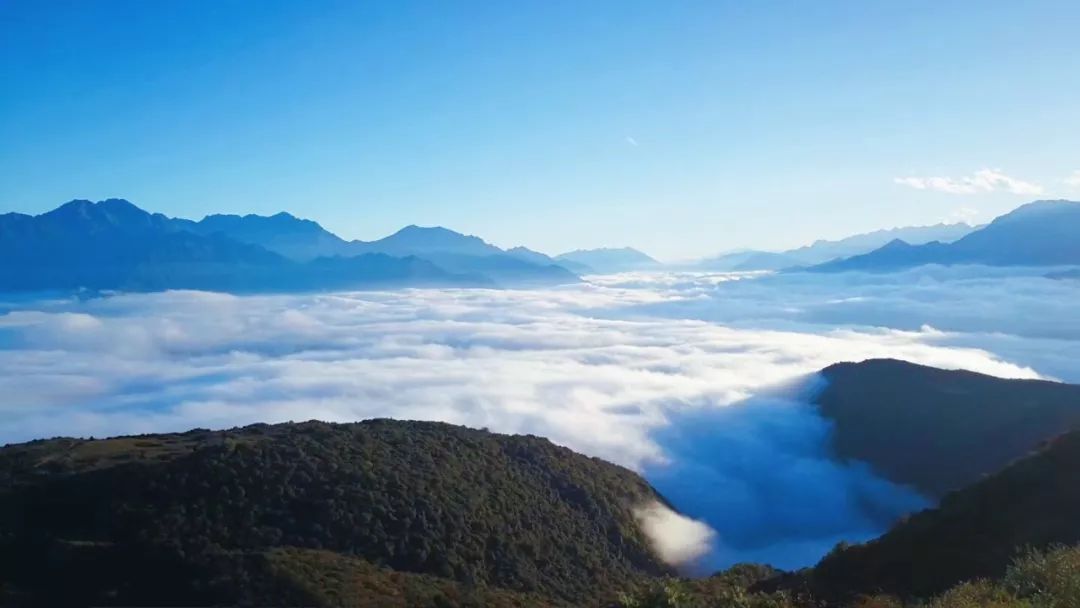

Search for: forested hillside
xmin=0 ymin=420 xmax=671 ymax=607
xmin=809 ymin=429 xmax=1080 ymax=600
xmin=816 ymin=359 xmax=1080 ymax=496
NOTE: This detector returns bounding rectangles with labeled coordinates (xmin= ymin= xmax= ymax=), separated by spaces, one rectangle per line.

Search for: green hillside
xmin=810 ymin=429 xmax=1080 ymax=600
xmin=816 ymin=359 xmax=1080 ymax=497
xmin=0 ymin=420 xmax=671 ymax=606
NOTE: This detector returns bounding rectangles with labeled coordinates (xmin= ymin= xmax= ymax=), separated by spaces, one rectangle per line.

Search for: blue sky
xmin=2 ymin=1 xmax=1078 ymax=259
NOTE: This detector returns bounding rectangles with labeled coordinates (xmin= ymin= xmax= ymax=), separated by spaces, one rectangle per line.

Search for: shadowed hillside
xmin=809 ymin=429 xmax=1080 ymax=600
xmin=816 ymin=359 xmax=1080 ymax=497
xmin=0 ymin=420 xmax=672 ymax=607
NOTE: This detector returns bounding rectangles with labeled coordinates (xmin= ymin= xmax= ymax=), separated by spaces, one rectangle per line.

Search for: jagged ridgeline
xmin=0 ymin=420 xmax=673 ymax=607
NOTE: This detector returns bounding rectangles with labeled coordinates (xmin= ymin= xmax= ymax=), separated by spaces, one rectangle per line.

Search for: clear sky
xmin=2 ymin=1 xmax=1079 ymax=259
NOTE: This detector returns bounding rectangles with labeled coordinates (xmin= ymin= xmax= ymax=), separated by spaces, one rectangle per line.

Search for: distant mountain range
xmin=554 ymin=247 xmax=660 ymax=274
xmin=4 ymin=198 xmax=1077 ymax=293
xmin=697 ymin=222 xmax=975 ymax=271
xmin=809 ymin=200 xmax=1080 ymax=272
xmin=0 ymin=199 xmax=579 ymax=293
xmin=189 ymin=214 xmax=578 ymax=286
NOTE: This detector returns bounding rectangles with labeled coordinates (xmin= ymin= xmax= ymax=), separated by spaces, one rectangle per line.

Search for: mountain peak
xmin=50 ymin=199 xmax=95 ymax=215
xmin=879 ymin=238 xmax=913 ymax=249
xmin=98 ymin=198 xmax=140 ymax=211
xmin=393 ymin=224 xmax=462 ymax=237
xmin=42 ymin=198 xmax=154 ymax=229
xmin=993 ymin=199 xmax=1080 ymax=224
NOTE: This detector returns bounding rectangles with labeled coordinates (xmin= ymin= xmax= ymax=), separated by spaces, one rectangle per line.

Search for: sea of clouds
xmin=1 ymin=266 xmax=1077 ymax=570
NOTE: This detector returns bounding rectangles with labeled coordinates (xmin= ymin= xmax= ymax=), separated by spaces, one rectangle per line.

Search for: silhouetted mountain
xmin=697 ymin=223 xmax=973 ymax=271
xmin=0 ymin=419 xmax=671 ymax=607
xmin=184 ymin=212 xmax=354 ymax=261
xmin=0 ymin=199 xmax=289 ymax=292
xmin=809 ymin=200 xmax=1080 ymax=272
xmin=808 ymin=238 xmax=952 ymax=272
xmin=809 ymin=429 xmax=1080 ymax=600
xmin=785 ymin=223 xmax=974 ymax=265
xmin=505 ymin=246 xmax=561 ymax=266
xmin=816 ymin=359 xmax=1080 ymax=497
xmin=0 ymin=200 xmax=587 ymax=292
xmin=353 ymin=225 xmax=502 ymax=257
xmin=555 ymin=248 xmax=659 ymax=274
xmin=354 ymin=228 xmax=576 ymax=285
xmin=417 ymin=253 xmax=578 ymax=286
xmin=174 ymin=213 xmax=578 ymax=287
xmin=698 ymin=250 xmax=803 ymax=272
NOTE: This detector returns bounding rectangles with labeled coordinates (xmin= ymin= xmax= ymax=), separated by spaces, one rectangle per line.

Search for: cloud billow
xmin=0 ymin=269 xmax=1067 ymax=568
xmin=894 ymin=168 xmax=1043 ymax=195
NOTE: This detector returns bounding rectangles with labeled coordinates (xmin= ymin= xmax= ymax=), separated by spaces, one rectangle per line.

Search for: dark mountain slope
xmin=816 ymin=359 xmax=1080 ymax=497
xmin=809 ymin=200 xmax=1080 ymax=272
xmin=0 ymin=420 xmax=671 ymax=606
xmin=810 ymin=429 xmax=1080 ymax=600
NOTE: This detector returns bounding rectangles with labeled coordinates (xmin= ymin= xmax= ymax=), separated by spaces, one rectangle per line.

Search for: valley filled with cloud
xmin=1 ymin=268 xmax=1076 ymax=569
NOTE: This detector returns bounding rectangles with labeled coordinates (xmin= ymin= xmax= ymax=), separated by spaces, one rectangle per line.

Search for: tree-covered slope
xmin=816 ymin=359 xmax=1080 ymax=497
xmin=809 ymin=429 xmax=1080 ymax=600
xmin=0 ymin=420 xmax=672 ymax=607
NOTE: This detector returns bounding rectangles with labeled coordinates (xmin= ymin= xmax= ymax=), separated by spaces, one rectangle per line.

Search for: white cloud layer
xmin=1 ymin=266 xmax=1077 ymax=569
xmin=1065 ymin=170 xmax=1080 ymax=189
xmin=894 ymin=168 xmax=1043 ymax=195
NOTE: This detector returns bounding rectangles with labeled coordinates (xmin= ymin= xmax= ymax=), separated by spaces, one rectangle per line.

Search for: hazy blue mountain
xmin=416 ymin=252 xmax=578 ymax=286
xmin=504 ymin=245 xmax=560 ymax=265
xmin=175 ymin=215 xmax=578 ymax=286
xmin=810 ymin=200 xmax=1080 ymax=272
xmin=0 ymin=199 xmax=284 ymax=292
xmin=0 ymin=200 xmax=479 ymax=292
xmin=185 ymin=212 xmax=353 ymax=261
xmin=549 ymin=258 xmax=593 ymax=274
xmin=696 ymin=250 xmax=803 ymax=271
xmin=351 ymin=227 xmax=577 ymax=286
xmin=555 ymin=247 xmax=659 ymax=273
xmin=785 ymin=222 xmax=973 ymax=265
xmin=697 ymin=222 xmax=973 ymax=271
xmin=351 ymin=224 xmax=503 ymax=257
